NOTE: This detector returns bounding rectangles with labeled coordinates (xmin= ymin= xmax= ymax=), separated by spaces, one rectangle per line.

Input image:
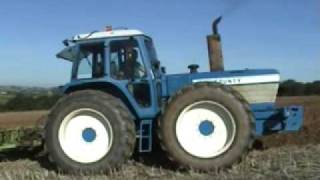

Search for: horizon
xmin=0 ymin=0 xmax=319 ymax=87
xmin=0 ymin=78 xmax=319 ymax=89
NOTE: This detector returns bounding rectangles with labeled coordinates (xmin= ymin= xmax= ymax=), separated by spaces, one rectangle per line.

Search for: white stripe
xmin=73 ymin=30 xmax=144 ymax=41
xmin=192 ymin=74 xmax=280 ymax=85
xmin=232 ymin=83 xmax=279 ymax=103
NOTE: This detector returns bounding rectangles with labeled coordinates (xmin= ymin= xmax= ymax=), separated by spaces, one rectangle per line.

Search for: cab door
xmin=106 ymin=37 xmax=159 ymax=119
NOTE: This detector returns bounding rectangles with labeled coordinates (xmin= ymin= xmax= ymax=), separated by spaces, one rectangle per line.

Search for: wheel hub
xmin=82 ymin=127 xmax=96 ymax=142
xmin=199 ymin=120 xmax=215 ymax=136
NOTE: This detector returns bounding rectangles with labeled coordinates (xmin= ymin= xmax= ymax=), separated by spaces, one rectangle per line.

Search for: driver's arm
xmin=133 ymin=61 xmax=145 ymax=78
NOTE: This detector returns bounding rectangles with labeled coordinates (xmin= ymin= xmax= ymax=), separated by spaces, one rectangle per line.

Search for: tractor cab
xmin=57 ymin=28 xmax=163 ymax=120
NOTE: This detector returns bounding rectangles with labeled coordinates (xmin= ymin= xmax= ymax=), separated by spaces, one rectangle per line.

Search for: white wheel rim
xmin=58 ymin=108 xmax=113 ymax=163
xmin=176 ymin=101 xmax=236 ymax=158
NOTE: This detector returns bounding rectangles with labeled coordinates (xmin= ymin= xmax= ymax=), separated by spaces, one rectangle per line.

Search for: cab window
xmin=109 ymin=39 xmax=146 ymax=80
xmin=76 ymin=43 xmax=105 ymax=79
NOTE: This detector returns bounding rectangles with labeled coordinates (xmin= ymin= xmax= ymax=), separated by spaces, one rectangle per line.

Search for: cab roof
xmin=72 ymin=29 xmax=145 ymax=42
xmin=58 ymin=29 xmax=147 ymax=61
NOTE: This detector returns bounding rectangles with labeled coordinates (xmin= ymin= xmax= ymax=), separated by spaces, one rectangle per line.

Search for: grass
xmin=0 ymin=128 xmax=42 ymax=151
xmin=0 ymin=94 xmax=15 ymax=105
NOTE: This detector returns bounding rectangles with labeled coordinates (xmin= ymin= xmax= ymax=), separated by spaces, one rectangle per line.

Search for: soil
xmin=0 ymin=110 xmax=47 ymax=129
xmin=260 ymin=96 xmax=320 ymax=148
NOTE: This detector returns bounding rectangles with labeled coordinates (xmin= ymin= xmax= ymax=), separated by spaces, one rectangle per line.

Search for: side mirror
xmin=153 ymin=60 xmax=160 ymax=70
xmin=63 ymin=39 xmax=69 ymax=47
xmin=161 ymin=67 xmax=166 ymax=74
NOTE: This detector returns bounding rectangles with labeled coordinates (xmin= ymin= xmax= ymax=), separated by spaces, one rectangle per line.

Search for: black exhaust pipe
xmin=207 ymin=16 xmax=224 ymax=72
xmin=212 ymin=16 xmax=222 ymax=35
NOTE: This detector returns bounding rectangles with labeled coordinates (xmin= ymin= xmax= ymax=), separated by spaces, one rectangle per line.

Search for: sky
xmin=0 ymin=0 xmax=318 ymax=87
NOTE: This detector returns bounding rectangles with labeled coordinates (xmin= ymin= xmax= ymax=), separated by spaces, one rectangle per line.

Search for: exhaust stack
xmin=207 ymin=16 xmax=224 ymax=72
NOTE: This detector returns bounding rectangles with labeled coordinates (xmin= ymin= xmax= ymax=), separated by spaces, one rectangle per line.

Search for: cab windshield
xmin=144 ymin=38 xmax=158 ymax=64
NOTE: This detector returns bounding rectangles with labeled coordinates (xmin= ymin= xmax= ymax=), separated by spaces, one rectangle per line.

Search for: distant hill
xmin=0 ymin=86 xmax=62 ymax=112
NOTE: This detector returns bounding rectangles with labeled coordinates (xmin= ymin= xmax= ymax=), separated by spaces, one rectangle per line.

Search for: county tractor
xmin=43 ymin=17 xmax=303 ymax=173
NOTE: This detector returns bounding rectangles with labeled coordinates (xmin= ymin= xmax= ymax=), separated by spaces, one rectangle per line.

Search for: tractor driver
xmin=123 ymin=47 xmax=145 ymax=79
xmin=123 ymin=46 xmax=149 ymax=106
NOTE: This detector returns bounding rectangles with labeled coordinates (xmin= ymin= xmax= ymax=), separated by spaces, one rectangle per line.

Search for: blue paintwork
xmin=251 ymin=103 xmax=304 ymax=136
xmin=199 ymin=120 xmax=215 ymax=136
xmin=82 ymin=128 xmax=96 ymax=143
xmin=63 ymin=36 xmax=160 ymax=119
xmin=59 ymin=34 xmax=304 ymax=152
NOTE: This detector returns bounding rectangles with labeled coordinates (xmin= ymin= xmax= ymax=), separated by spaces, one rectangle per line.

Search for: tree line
xmin=0 ymin=93 xmax=61 ymax=112
xmin=278 ymin=80 xmax=320 ymax=96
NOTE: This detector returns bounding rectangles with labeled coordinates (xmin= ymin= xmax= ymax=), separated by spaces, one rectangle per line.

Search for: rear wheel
xmin=158 ymin=83 xmax=255 ymax=170
xmin=45 ymin=90 xmax=136 ymax=173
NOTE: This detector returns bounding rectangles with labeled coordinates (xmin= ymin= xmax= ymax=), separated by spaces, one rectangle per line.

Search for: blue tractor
xmin=45 ymin=18 xmax=303 ymax=173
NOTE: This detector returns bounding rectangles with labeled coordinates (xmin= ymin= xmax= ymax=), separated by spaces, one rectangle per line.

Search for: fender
xmin=63 ymin=80 xmax=139 ymax=119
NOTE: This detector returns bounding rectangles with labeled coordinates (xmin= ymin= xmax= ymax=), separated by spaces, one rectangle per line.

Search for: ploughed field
xmin=0 ymin=111 xmax=47 ymax=129
xmin=0 ymin=96 xmax=319 ymax=180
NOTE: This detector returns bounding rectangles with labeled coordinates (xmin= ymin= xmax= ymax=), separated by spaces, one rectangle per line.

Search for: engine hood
xmin=163 ymin=69 xmax=280 ymax=104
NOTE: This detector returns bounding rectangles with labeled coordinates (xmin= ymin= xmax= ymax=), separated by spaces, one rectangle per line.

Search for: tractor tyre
xmin=45 ymin=90 xmax=136 ymax=173
xmin=158 ymin=82 xmax=255 ymax=171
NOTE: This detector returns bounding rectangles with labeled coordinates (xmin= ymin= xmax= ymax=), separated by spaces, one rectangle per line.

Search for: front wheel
xmin=158 ymin=83 xmax=255 ymax=170
xmin=45 ymin=90 xmax=136 ymax=173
